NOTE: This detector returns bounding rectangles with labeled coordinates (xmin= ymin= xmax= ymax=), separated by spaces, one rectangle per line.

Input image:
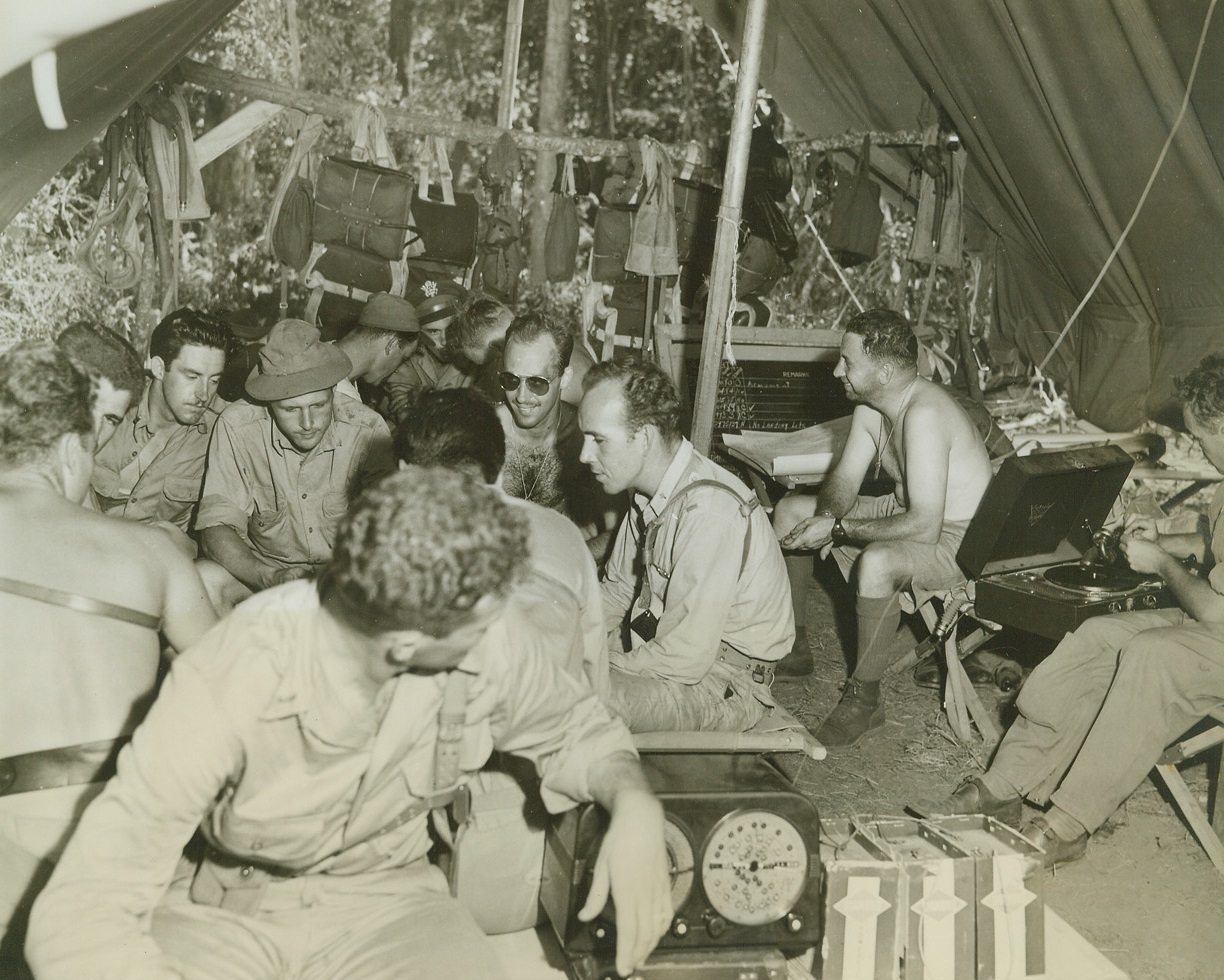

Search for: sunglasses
xmin=498 ymin=371 xmax=557 ymax=396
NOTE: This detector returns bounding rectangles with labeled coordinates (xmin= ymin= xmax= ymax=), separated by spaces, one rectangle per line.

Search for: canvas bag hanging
xmin=412 ymin=136 xmax=480 ymax=268
xmin=313 ymin=156 xmax=416 ymax=261
xmin=591 ymin=142 xmax=645 ymax=283
xmin=545 ymin=154 xmax=580 ymax=282
xmin=265 ymin=111 xmax=325 ymax=270
xmin=827 ymin=136 xmax=883 ymax=267
xmin=673 ymin=141 xmax=717 ymax=264
xmin=146 ymin=90 xmax=210 ymax=221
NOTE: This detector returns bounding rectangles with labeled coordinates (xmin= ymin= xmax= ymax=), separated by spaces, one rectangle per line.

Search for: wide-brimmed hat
xmin=246 ymin=319 xmax=352 ymax=402
xmin=357 ymin=293 xmax=420 ymax=333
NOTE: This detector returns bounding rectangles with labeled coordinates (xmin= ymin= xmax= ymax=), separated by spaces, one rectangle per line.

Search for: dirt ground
xmin=774 ymin=561 xmax=1224 ymax=980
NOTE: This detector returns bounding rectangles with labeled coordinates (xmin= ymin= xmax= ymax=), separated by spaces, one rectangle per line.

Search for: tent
xmin=694 ymin=0 xmax=1224 ymax=429
xmin=4 ymin=0 xmax=1223 ymax=429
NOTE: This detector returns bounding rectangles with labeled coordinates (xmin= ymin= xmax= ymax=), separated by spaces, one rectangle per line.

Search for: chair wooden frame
xmin=1151 ymin=708 xmax=1224 ymax=875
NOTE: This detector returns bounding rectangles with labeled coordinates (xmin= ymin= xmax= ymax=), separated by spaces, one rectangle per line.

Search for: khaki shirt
xmin=383 ymin=348 xmax=473 ymax=425
xmin=91 ymin=384 xmax=219 ymax=532
xmin=27 ymin=580 xmax=635 ymax=980
xmin=196 ymin=398 xmax=394 ymax=570
xmin=601 ymin=439 xmax=795 ymax=683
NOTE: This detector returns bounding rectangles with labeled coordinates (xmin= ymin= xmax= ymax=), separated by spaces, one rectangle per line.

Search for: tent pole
xmin=497 ymin=0 xmax=525 ymax=129
xmin=690 ymin=0 xmax=768 ymax=455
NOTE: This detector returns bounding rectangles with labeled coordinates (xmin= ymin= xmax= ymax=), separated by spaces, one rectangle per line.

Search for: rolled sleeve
xmin=26 ymin=661 xmax=242 ymax=980
xmin=195 ymin=412 xmax=254 ymax=534
xmin=483 ymin=611 xmax=636 ymax=813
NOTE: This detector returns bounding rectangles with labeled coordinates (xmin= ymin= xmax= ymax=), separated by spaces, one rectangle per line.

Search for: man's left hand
xmin=780 ymin=514 xmax=836 ymax=552
xmin=577 ymin=788 xmax=671 ymax=977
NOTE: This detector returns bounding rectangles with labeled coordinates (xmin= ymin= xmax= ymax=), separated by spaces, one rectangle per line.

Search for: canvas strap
xmin=0 ymin=575 xmax=160 ymax=631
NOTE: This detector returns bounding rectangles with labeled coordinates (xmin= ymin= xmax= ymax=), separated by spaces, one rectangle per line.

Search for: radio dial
xmin=671 ymin=918 xmax=689 ymax=938
xmin=704 ymin=912 xmax=728 ymax=938
xmin=786 ymin=912 xmax=805 ymax=933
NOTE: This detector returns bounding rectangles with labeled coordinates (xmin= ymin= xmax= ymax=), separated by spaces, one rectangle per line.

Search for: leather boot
xmin=776 ymin=629 xmax=813 ymax=677
xmin=816 ymin=679 xmax=884 ymax=747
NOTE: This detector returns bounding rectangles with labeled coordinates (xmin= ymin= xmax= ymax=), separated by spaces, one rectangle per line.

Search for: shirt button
xmin=240 ymin=865 xmax=254 ymax=878
xmin=130 ymin=451 xmax=137 ymax=458
xmin=301 ymin=493 xmax=307 ymax=499
xmin=308 ymin=527 xmax=314 ymax=533
xmin=250 ymin=840 xmax=263 ymax=851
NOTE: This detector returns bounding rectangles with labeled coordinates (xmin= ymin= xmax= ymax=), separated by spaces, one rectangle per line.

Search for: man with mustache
xmin=579 ymin=357 xmax=794 ymax=732
xmin=198 ymin=319 xmax=395 ymax=593
xmin=774 ymin=309 xmax=991 ymax=746
xmin=89 ymin=309 xmax=228 ymax=536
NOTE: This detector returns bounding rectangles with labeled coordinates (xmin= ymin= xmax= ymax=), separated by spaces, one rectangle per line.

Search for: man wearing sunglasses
xmin=496 ymin=312 xmax=620 ymax=553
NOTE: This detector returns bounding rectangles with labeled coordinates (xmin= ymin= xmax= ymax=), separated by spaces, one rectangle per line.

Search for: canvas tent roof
xmin=0 ymin=0 xmax=240 ymax=234
xmin=3 ymin=0 xmax=1222 ymax=429
xmin=693 ymin=0 xmax=1224 ymax=429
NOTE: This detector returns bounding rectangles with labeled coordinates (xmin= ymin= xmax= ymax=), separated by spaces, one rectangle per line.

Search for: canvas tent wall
xmin=0 ymin=0 xmax=242 ymax=233
xmin=692 ymin=0 xmax=1224 ymax=430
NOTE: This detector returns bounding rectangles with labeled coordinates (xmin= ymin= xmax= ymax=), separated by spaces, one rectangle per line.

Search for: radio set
xmin=540 ymin=753 xmax=822 ymax=979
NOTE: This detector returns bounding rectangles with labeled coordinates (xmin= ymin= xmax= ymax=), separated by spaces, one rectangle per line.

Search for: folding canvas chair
xmin=1151 ymin=708 xmax=1224 ymax=875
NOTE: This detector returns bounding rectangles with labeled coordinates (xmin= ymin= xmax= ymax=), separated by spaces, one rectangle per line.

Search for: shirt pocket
xmin=320 ymin=491 xmax=349 ymax=542
xmin=163 ymin=475 xmax=202 ymax=504
xmin=249 ymin=485 xmax=292 ymax=559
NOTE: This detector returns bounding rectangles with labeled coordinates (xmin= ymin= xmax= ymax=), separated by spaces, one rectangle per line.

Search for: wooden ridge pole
xmin=496 ymin=0 xmax=526 ymax=129
xmin=690 ymin=0 xmax=769 ymax=455
xmin=180 ymin=58 xmax=664 ymax=159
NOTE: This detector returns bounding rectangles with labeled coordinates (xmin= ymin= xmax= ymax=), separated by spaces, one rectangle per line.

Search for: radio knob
xmin=1143 ymin=594 xmax=1157 ymax=607
xmin=704 ymin=912 xmax=728 ymax=938
xmin=671 ymin=917 xmax=690 ymax=938
xmin=1108 ymin=601 xmax=1122 ymax=613
xmin=591 ymin=919 xmax=614 ymax=942
xmin=785 ymin=912 xmax=805 ymax=933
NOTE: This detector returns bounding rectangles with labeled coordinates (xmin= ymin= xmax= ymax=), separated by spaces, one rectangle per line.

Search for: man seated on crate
xmin=581 ymin=356 xmax=794 ymax=732
xmin=26 ymin=469 xmax=671 ymax=980
xmin=90 ymin=309 xmax=228 ymax=542
xmin=54 ymin=320 xmax=146 ymax=452
xmin=333 ymin=292 xmax=421 ymax=411
xmin=0 ymin=344 xmax=216 ymax=974
xmin=774 ymin=309 xmax=992 ymax=746
xmin=918 ymin=353 xmax=1224 ymax=868
xmin=498 ymin=311 xmax=621 ymax=557
xmin=395 ymin=387 xmax=607 ymax=698
xmin=197 ymin=319 xmax=395 ymax=596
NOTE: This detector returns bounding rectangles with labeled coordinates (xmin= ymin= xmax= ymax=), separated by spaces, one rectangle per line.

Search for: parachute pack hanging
xmin=826 ymin=136 xmax=883 ymax=268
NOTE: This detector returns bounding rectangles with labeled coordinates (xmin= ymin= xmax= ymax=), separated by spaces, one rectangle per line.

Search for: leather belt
xmin=716 ymin=643 xmax=776 ymax=686
xmin=0 ymin=737 xmax=127 ymax=797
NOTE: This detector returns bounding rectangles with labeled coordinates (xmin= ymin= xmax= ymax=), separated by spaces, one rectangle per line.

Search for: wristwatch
xmin=831 ymin=518 xmax=851 ymax=546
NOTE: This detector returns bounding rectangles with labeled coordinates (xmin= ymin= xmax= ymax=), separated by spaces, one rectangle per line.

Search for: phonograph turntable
xmin=540 ymin=753 xmax=821 ymax=980
xmin=958 ymin=444 xmax=1174 ymax=640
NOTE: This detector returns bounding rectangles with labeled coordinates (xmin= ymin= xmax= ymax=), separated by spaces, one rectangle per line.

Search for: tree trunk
xmin=528 ymin=0 xmax=573 ymax=286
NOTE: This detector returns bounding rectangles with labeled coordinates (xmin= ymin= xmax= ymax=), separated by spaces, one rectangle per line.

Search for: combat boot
xmin=816 ymin=678 xmax=884 ymax=746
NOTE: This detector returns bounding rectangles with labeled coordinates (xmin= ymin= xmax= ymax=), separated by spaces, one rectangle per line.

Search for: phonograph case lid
xmin=957 ymin=444 xmax=1134 ymax=579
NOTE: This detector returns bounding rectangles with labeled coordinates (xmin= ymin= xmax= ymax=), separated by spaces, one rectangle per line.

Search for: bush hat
xmin=357 ymin=293 xmax=421 ymax=333
xmin=246 ymin=319 xmax=352 ymax=402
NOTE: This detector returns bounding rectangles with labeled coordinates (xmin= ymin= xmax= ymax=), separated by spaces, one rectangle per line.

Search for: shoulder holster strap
xmin=0 ymin=575 xmax=162 ymax=631
xmin=653 ymin=478 xmax=758 ymax=577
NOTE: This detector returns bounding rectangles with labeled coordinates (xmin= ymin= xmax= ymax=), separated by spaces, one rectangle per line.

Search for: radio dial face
xmin=700 ymin=809 xmax=809 ymax=926
xmin=663 ymin=817 xmax=695 ymax=910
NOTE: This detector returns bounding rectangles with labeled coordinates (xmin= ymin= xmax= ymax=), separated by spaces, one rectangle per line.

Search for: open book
xmin=723 ymin=416 xmax=853 ymax=481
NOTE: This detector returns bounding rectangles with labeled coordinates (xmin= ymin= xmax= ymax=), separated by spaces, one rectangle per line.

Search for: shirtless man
xmin=0 ymin=344 xmax=216 ymax=972
xmin=775 ymin=309 xmax=991 ymax=746
xmin=497 ymin=311 xmax=619 ymax=551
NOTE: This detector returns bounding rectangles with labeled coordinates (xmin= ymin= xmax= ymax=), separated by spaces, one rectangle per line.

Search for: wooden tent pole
xmin=496 ymin=0 xmax=525 ymax=129
xmin=690 ymin=0 xmax=768 ymax=455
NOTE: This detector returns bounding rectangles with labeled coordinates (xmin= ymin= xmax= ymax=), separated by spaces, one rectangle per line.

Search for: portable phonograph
xmin=958 ymin=444 xmax=1174 ymax=640
xmin=540 ymin=753 xmax=821 ymax=980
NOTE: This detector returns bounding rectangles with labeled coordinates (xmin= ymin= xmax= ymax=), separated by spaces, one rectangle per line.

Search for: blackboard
xmin=658 ymin=323 xmax=852 ymax=436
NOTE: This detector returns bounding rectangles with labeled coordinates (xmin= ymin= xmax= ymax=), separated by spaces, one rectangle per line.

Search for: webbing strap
xmin=649 ymin=478 xmax=758 ymax=578
xmin=0 ymin=575 xmax=161 ymax=631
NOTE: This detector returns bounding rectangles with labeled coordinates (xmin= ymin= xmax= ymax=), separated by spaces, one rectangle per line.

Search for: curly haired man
xmin=28 ymin=468 xmax=670 ymax=980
